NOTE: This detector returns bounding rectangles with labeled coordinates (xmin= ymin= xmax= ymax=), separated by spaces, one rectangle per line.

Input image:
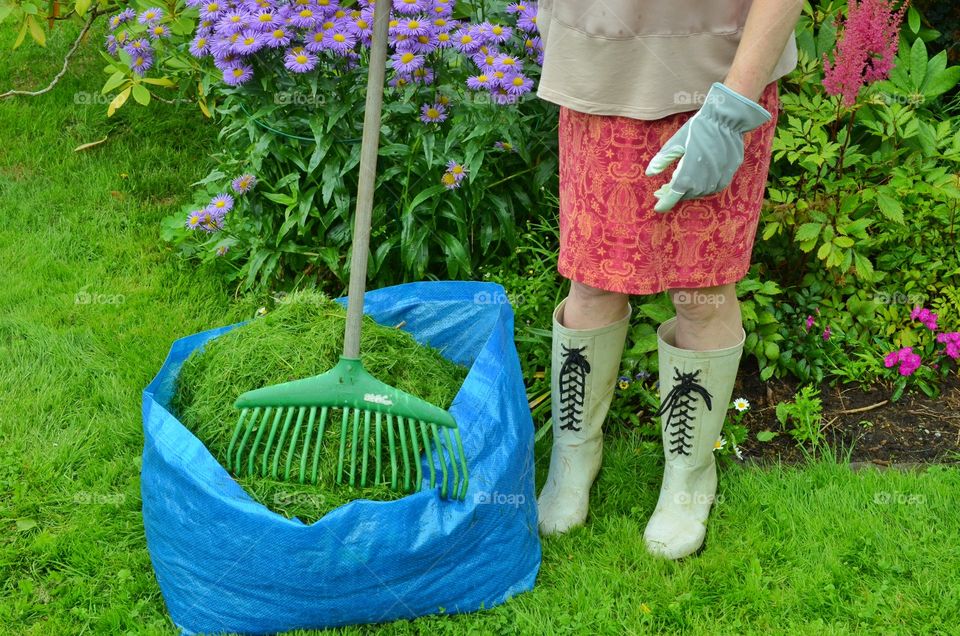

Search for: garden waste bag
xmin=140 ymin=281 xmax=541 ymax=634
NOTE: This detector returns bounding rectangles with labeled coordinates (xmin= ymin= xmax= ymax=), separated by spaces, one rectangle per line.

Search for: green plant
xmin=775 ymin=385 xmax=825 ymax=450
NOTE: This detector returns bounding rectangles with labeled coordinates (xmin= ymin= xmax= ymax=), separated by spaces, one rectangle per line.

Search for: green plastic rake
xmin=224 ymin=0 xmax=468 ymax=500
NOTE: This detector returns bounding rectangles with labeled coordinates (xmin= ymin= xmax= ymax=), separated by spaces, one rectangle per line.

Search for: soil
xmin=733 ymin=358 xmax=960 ymax=466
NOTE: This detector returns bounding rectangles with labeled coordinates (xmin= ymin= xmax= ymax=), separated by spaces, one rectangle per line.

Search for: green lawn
xmin=2 ymin=22 xmax=959 ymax=636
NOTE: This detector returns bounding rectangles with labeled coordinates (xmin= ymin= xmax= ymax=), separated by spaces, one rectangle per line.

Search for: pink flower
xmin=937 ymin=332 xmax=960 ymax=360
xmin=910 ymin=306 xmax=939 ymax=331
xmin=884 ymin=346 xmax=922 ymax=376
xmin=805 ymin=315 xmax=815 ymax=330
xmin=822 ymin=327 xmax=832 ymax=341
xmin=822 ymin=0 xmax=909 ymax=106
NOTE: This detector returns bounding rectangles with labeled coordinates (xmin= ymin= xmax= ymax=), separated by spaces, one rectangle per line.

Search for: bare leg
xmin=563 ymin=280 xmax=630 ymax=330
xmin=670 ymin=283 xmax=742 ymax=351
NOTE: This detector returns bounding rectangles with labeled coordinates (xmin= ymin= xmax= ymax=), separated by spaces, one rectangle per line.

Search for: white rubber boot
xmin=537 ymin=299 xmax=631 ymax=536
xmin=643 ymin=317 xmax=744 ymax=559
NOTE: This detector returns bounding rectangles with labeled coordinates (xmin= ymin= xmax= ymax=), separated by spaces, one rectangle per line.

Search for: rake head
xmin=226 ymin=357 xmax=468 ymax=500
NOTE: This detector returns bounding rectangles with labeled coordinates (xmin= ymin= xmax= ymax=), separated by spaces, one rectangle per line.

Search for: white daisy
xmin=733 ymin=397 xmax=750 ymax=412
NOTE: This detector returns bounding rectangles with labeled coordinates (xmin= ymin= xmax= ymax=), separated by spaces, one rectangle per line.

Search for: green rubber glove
xmin=645 ymin=82 xmax=772 ymax=213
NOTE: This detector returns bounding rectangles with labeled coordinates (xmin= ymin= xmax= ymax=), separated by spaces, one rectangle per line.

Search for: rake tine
xmin=408 ymin=418 xmax=422 ymax=493
xmin=283 ymin=407 xmax=307 ymax=480
xmin=419 ymin=420 xmax=437 ymax=492
xmin=242 ymin=407 xmax=273 ymax=476
xmin=263 ymin=407 xmax=294 ymax=477
xmin=450 ymin=427 xmax=468 ymax=500
xmin=440 ymin=425 xmax=460 ymax=501
xmin=229 ymin=407 xmax=258 ymax=473
xmin=374 ymin=412 xmax=383 ymax=485
xmin=271 ymin=407 xmax=299 ymax=478
xmin=227 ymin=408 xmax=250 ymax=471
xmin=387 ymin=414 xmax=398 ymax=491
xmin=310 ymin=406 xmax=329 ymax=485
xmin=299 ymin=407 xmax=318 ymax=484
xmin=430 ymin=423 xmax=450 ymax=499
xmin=336 ymin=407 xmax=350 ymax=485
xmin=397 ymin=416 xmax=411 ymax=492
xmin=348 ymin=408 xmax=361 ymax=486
xmin=361 ymin=410 xmax=371 ymax=487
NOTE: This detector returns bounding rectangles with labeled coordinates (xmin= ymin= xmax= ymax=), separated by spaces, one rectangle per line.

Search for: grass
xmin=1 ymin=19 xmax=959 ymax=636
xmin=172 ymin=290 xmax=467 ymax=522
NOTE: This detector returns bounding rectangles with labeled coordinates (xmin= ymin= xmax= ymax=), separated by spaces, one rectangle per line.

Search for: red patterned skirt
xmin=557 ymin=82 xmax=780 ymax=295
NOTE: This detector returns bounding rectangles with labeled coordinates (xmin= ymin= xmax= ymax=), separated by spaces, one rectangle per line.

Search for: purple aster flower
xmin=252 ymin=9 xmax=279 ymax=30
xmin=430 ymin=0 xmax=454 ymax=17
xmin=284 ymin=49 xmax=319 ymax=72
xmin=516 ymin=5 xmax=538 ymax=33
xmin=215 ymin=245 xmax=230 ymax=256
xmin=471 ymin=48 xmax=499 ymax=67
xmin=446 ymin=160 xmax=467 ymax=181
xmin=434 ymin=30 xmax=453 ymax=49
xmin=217 ymin=9 xmax=251 ymax=34
xmin=490 ymin=86 xmax=518 ymax=105
xmin=209 ymin=193 xmax=234 ymax=213
xmin=451 ymin=27 xmax=482 ymax=53
xmin=105 ymin=34 xmax=119 ymax=55
xmin=394 ymin=0 xmax=427 ymax=15
xmin=466 ymin=72 xmax=496 ymax=90
xmin=109 ymin=8 xmax=136 ymax=31
xmin=265 ymin=27 xmax=292 ymax=48
xmin=480 ymin=22 xmax=512 ymax=43
xmin=210 ymin=34 xmax=240 ymax=59
xmin=148 ymin=24 xmax=171 ymax=40
xmin=186 ymin=209 xmax=205 ymax=230
xmin=130 ymin=53 xmax=154 ymax=76
xmin=394 ymin=16 xmax=429 ymax=37
xmin=200 ymin=1 xmax=227 ymax=21
xmin=420 ymin=102 xmax=447 ymax=123
xmin=138 ymin=7 xmax=163 ymax=25
xmin=304 ymin=28 xmax=328 ymax=52
xmin=190 ymin=33 xmax=212 ymax=57
xmin=232 ymin=30 xmax=267 ymax=55
xmin=231 ymin=174 xmax=257 ymax=194
xmin=493 ymin=53 xmax=522 ymax=73
xmin=410 ymin=66 xmax=434 ymax=84
xmin=349 ymin=9 xmax=374 ymax=43
xmin=123 ymin=38 xmax=152 ymax=56
xmin=506 ymin=2 xmax=530 ymax=14
xmin=326 ymin=25 xmax=358 ymax=54
xmin=223 ymin=63 xmax=254 ymax=85
xmin=431 ymin=16 xmax=457 ymax=31
xmin=290 ymin=6 xmax=319 ymax=28
xmin=391 ymin=51 xmax=424 ymax=73
xmin=388 ymin=74 xmax=412 ymax=89
xmin=503 ymin=72 xmax=533 ymax=96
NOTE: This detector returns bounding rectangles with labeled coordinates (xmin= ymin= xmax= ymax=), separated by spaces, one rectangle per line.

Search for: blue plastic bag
xmin=141 ymin=281 xmax=541 ymax=634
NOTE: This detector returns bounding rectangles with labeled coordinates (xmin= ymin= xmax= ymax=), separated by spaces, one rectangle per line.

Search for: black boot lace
xmin=557 ymin=344 xmax=590 ymax=432
xmin=655 ymin=368 xmax=713 ymax=456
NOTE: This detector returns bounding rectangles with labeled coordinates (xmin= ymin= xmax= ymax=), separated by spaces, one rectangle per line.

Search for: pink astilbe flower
xmin=822 ymin=0 xmax=909 ymax=106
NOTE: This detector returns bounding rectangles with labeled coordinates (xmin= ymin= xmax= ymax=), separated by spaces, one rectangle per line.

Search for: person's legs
xmin=643 ymin=283 xmax=745 ymax=559
xmin=537 ymin=280 xmax=631 ymax=535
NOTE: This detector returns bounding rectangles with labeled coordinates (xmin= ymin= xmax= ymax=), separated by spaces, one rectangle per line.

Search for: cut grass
xmin=172 ymin=290 xmax=467 ymax=522
xmin=1 ymin=18 xmax=959 ymax=636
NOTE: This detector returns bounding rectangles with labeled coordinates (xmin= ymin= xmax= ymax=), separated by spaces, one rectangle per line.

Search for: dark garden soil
xmin=733 ymin=358 xmax=960 ymax=466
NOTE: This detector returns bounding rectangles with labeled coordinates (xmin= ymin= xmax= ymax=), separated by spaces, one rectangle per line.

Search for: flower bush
xmin=106 ymin=0 xmax=560 ymax=288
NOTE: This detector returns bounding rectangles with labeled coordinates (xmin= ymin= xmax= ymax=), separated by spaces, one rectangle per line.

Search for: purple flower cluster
xmin=884 ymin=346 xmax=921 ymax=376
xmin=457 ymin=6 xmax=541 ymax=106
xmin=106 ymin=7 xmax=170 ymax=76
xmin=187 ymin=174 xmax=255 ymax=232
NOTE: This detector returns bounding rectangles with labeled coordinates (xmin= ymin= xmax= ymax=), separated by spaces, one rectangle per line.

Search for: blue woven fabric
xmin=141 ymin=281 xmax=541 ymax=634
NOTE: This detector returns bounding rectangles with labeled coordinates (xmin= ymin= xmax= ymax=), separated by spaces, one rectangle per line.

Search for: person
xmin=534 ymin=0 xmax=804 ymax=559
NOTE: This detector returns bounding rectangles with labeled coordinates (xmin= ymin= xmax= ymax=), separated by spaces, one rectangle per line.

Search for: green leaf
xmin=922 ymin=66 xmax=960 ymax=99
xmin=795 ymin=222 xmax=822 ymax=242
xmin=131 ymin=83 xmax=150 ymax=106
xmin=760 ymin=366 xmax=775 ymax=382
xmin=853 ymin=251 xmax=875 ymax=281
xmin=320 ymin=159 xmax=338 ymax=206
xmin=908 ymin=6 xmax=920 ymax=34
xmin=101 ymin=71 xmax=127 ymax=94
xmin=75 ymin=0 xmax=91 ymax=15
xmin=908 ymin=38 xmax=927 ymax=90
xmin=756 ymin=431 xmax=777 ymax=442
xmin=26 ymin=14 xmax=44 ymax=46
xmin=404 ymin=184 xmax=446 ymax=216
xmin=16 ymin=518 xmax=38 ymax=532
xmin=262 ymin=192 xmax=296 ymax=206
xmin=876 ymin=193 xmax=905 ymax=224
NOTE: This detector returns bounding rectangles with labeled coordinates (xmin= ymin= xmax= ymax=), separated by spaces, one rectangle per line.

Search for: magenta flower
xmin=805 ymin=315 xmax=815 ymax=330
xmin=937 ymin=332 xmax=960 ymax=360
xmin=910 ymin=306 xmax=939 ymax=331
xmin=822 ymin=0 xmax=908 ymax=107
xmin=822 ymin=326 xmax=832 ymax=341
xmin=884 ymin=346 xmax=922 ymax=376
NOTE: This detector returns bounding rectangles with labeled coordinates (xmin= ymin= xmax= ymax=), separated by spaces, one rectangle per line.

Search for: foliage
xmin=775 ymin=385 xmax=825 ymax=450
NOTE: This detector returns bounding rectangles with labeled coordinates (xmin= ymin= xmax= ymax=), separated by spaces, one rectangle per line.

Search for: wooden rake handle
xmin=343 ymin=0 xmax=391 ymax=359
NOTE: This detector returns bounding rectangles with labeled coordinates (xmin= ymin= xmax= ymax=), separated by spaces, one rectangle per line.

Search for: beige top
xmin=536 ymin=0 xmax=798 ymax=120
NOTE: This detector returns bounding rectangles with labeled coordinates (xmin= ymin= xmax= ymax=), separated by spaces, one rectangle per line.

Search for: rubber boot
xmin=537 ymin=298 xmax=631 ymax=535
xmin=643 ymin=317 xmax=744 ymax=559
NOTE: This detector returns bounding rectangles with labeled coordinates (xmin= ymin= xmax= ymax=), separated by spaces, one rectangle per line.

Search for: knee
xmin=569 ymin=281 xmax=629 ymax=310
xmin=670 ymin=284 xmax=739 ymax=324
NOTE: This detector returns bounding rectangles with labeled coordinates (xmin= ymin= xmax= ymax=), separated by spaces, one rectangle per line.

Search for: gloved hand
xmin=645 ymin=82 xmax=772 ymax=213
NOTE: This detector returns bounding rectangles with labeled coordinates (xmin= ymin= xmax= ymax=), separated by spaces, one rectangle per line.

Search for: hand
xmin=645 ymin=82 xmax=772 ymax=213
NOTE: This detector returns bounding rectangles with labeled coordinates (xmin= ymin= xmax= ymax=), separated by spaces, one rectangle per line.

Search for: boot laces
xmin=655 ymin=368 xmax=713 ymax=456
xmin=558 ymin=344 xmax=590 ymax=432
